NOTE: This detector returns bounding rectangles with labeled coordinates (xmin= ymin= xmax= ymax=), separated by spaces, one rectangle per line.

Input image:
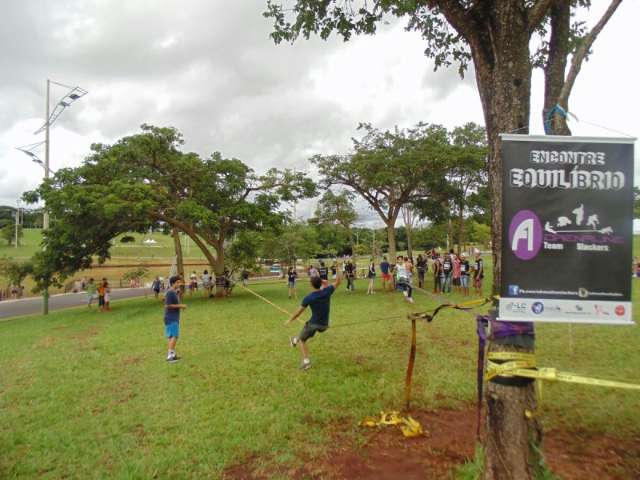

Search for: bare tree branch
xmin=528 ymin=0 xmax=555 ymax=33
xmin=558 ymin=0 xmax=623 ymax=107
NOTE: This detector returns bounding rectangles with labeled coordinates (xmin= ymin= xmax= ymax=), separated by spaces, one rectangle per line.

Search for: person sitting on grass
xmin=164 ymin=275 xmax=187 ymax=363
xmin=286 ymin=270 xmax=342 ymax=370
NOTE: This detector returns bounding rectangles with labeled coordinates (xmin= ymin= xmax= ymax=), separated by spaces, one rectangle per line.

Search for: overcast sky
xmin=1 ymin=0 xmax=638 ymax=227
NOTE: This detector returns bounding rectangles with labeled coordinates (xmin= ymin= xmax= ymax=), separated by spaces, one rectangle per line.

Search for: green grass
xmin=2 ymin=272 xmax=640 ymax=478
xmin=0 ymin=230 xmax=208 ymax=262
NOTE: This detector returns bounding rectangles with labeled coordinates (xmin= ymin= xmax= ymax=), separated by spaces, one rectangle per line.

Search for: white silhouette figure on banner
xmin=572 ymin=204 xmax=584 ymax=226
xmin=557 ymin=216 xmax=572 ymax=227
xmin=586 ymin=214 xmax=600 ymax=229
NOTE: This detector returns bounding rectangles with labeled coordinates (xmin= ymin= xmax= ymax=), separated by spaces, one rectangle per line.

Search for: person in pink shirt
xmin=450 ymin=249 xmax=461 ymax=294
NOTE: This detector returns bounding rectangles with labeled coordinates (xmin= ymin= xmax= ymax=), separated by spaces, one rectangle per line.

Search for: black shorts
xmin=299 ymin=322 xmax=327 ymax=342
xmin=98 ymin=296 xmax=105 ymax=307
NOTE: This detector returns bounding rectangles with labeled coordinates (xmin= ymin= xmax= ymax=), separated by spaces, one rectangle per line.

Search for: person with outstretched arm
xmin=285 ymin=269 xmax=343 ymax=370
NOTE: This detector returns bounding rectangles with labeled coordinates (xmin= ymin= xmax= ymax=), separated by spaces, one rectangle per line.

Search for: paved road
xmin=0 ymin=288 xmax=150 ymax=320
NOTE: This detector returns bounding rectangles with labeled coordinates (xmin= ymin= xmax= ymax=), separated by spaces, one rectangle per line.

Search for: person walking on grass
xmin=366 ymin=258 xmax=376 ymax=294
xmin=286 ymin=270 xmax=342 ymax=370
xmin=395 ymin=256 xmax=414 ymax=303
xmin=287 ymin=265 xmax=298 ymax=299
xmin=152 ymin=276 xmax=161 ymax=299
xmin=164 ymin=275 xmax=187 ymax=363
xmin=86 ymin=278 xmax=97 ymax=308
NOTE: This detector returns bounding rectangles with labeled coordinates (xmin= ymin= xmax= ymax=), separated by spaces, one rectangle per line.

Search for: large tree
xmin=265 ymin=1 xmax=623 ymax=477
xmin=312 ymin=122 xmax=450 ymax=262
xmin=26 ymin=125 xmax=316 ymax=297
xmin=314 ymin=190 xmax=358 ymax=255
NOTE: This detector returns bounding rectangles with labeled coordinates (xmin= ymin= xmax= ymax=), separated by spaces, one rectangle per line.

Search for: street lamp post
xmin=43 ymin=80 xmax=51 ymax=229
xmin=32 ymin=79 xmax=88 ymax=230
xmin=15 ymin=79 xmax=87 ymax=315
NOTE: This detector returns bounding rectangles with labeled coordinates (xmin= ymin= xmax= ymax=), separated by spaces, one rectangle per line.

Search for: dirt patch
xmin=70 ymin=326 xmax=100 ymax=342
xmin=224 ymin=407 xmax=640 ymax=479
xmin=123 ymin=355 xmax=142 ymax=365
xmin=35 ymin=335 xmax=58 ymax=348
xmin=545 ymin=429 xmax=640 ymax=480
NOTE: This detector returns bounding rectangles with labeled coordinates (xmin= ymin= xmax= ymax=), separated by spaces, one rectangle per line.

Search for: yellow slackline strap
xmin=361 ymin=411 xmax=424 ymax=438
xmin=485 ymin=352 xmax=640 ymax=391
xmin=237 ymin=284 xmax=305 ymax=325
xmin=410 ymin=296 xmax=495 ymax=323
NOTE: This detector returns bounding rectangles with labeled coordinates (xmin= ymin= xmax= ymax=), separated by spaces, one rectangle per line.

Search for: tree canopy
xmin=25 ymin=125 xmax=316 ymax=289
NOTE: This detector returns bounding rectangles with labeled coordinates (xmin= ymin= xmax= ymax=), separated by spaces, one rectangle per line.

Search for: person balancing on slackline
xmin=285 ymin=264 xmax=343 ymax=370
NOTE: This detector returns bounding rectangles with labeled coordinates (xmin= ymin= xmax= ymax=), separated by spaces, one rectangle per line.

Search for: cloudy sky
xmin=1 ymin=0 xmax=639 ymax=226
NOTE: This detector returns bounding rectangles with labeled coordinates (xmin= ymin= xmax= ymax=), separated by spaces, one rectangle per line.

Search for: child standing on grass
xmin=286 ymin=271 xmax=342 ymax=370
xmin=86 ymin=278 xmax=97 ymax=307
xmin=97 ymin=278 xmax=106 ymax=311
xmin=103 ymin=280 xmax=111 ymax=311
xmin=164 ymin=275 xmax=187 ymax=363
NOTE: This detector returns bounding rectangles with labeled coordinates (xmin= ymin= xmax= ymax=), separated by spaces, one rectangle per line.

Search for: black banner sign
xmin=499 ymin=135 xmax=634 ymax=324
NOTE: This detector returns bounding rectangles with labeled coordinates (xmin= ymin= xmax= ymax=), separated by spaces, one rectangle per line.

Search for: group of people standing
xmin=423 ymin=249 xmax=484 ymax=296
xmin=286 ymin=250 xmax=484 ymax=302
xmin=86 ymin=277 xmax=111 ymax=311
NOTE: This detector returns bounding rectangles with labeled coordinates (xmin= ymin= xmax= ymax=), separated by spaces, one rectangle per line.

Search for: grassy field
xmin=1 ymin=271 xmax=639 ymax=478
xmin=0 ymin=230 xmax=209 ymax=261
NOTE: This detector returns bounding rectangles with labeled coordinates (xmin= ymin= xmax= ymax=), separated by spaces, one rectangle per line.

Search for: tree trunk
xmin=171 ymin=228 xmax=185 ymax=280
xmin=543 ymin=0 xmax=571 ymax=135
xmin=468 ymin=3 xmax=542 ymax=478
xmin=386 ymin=221 xmax=397 ymax=263
xmin=213 ymin=243 xmax=226 ymax=297
xmin=43 ymin=288 xmax=49 ymax=315
xmin=457 ymin=206 xmax=465 ymax=256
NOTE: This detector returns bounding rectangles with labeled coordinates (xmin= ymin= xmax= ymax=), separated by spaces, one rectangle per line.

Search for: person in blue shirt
xmin=285 ymin=269 xmax=343 ymax=370
xmin=380 ymin=256 xmax=391 ymax=291
xmin=164 ymin=275 xmax=187 ymax=363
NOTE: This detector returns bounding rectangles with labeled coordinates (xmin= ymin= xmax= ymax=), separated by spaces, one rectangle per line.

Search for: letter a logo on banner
xmin=509 ymin=210 xmax=542 ymax=260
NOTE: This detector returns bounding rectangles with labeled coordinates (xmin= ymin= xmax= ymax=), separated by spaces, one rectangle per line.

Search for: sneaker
xmin=289 ymin=336 xmax=298 ymax=348
xmin=167 ymin=355 xmax=180 ymax=363
xmin=300 ymin=360 xmax=311 ymax=370
xmin=407 ymin=297 xmax=414 ymax=304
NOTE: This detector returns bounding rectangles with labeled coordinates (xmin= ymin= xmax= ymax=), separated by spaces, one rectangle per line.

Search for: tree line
xmin=17 ymin=121 xmax=487 ymax=296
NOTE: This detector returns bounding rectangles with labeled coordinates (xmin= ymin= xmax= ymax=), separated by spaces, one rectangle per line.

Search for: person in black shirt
xmin=344 ymin=259 xmax=355 ymax=292
xmin=366 ymin=259 xmax=376 ymax=294
xmin=286 ymin=271 xmax=343 ymax=370
xmin=287 ymin=266 xmax=298 ymax=299
xmin=473 ymin=251 xmax=484 ymax=296
xmin=318 ymin=261 xmax=329 ymax=287
xmin=416 ymin=254 xmax=427 ymax=288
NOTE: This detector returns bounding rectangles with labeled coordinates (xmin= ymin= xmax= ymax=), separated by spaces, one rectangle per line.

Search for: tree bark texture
xmin=543 ymin=0 xmax=571 ymax=135
xmin=460 ymin=2 xmax=541 ymax=478
xmin=171 ymin=228 xmax=185 ymax=280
